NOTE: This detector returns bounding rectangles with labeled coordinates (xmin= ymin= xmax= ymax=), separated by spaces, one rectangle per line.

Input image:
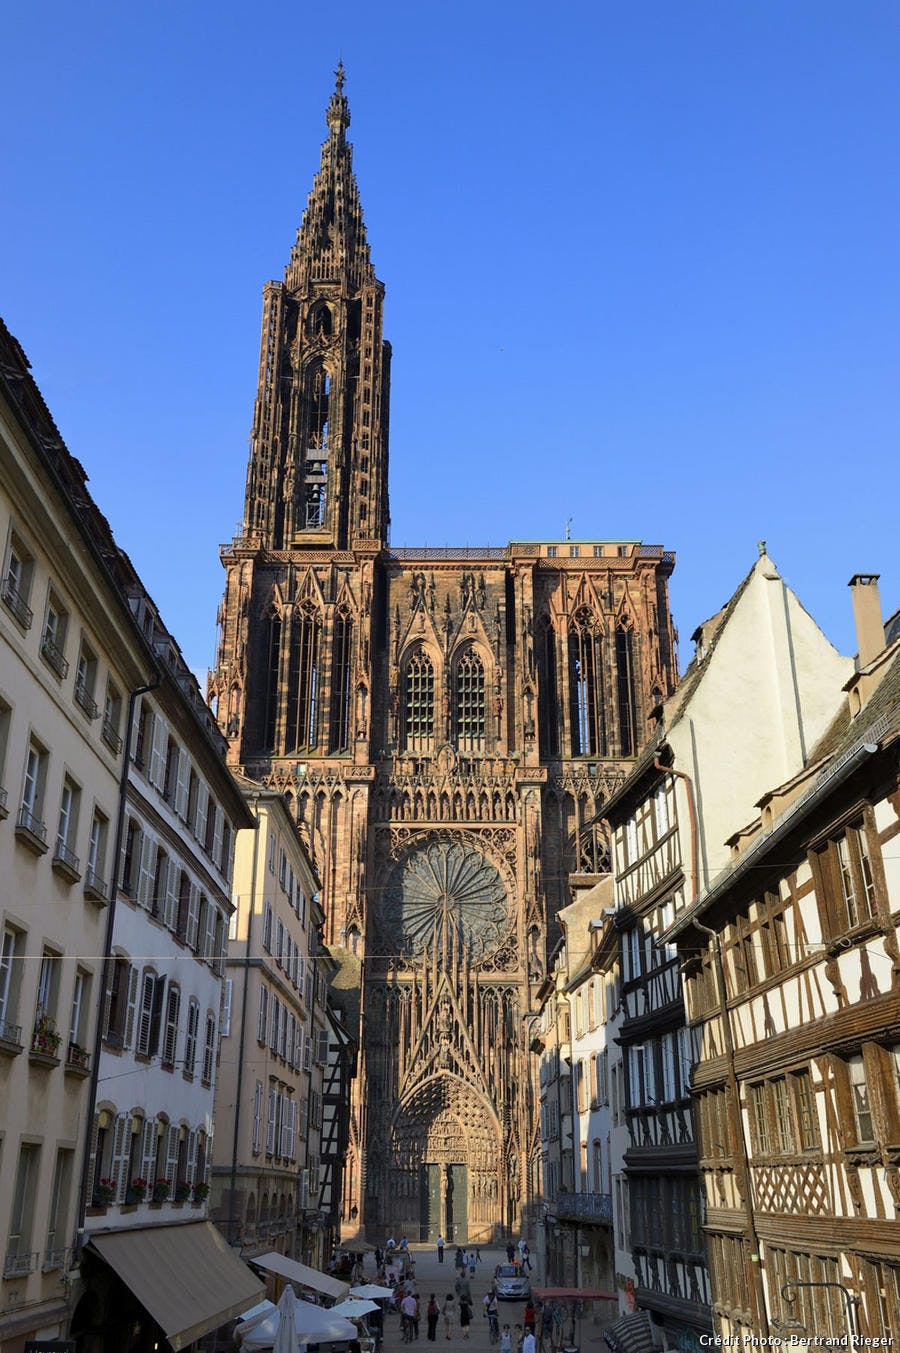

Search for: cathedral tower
xmin=211 ymin=69 xmax=678 ymax=1245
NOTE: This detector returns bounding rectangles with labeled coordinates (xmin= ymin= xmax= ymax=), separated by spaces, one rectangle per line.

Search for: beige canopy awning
xmin=90 ymin=1221 xmax=264 ymax=1351
xmin=252 ymin=1250 xmax=350 ymax=1299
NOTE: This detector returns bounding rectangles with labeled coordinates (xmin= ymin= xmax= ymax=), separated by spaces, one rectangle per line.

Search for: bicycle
xmin=487 ymin=1312 xmax=500 ymax=1344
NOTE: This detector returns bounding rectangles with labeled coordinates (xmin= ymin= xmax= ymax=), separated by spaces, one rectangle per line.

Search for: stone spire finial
xmin=326 ymin=60 xmax=350 ymax=136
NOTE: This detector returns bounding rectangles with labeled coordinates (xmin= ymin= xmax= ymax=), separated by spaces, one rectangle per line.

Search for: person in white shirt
xmin=522 ymin=1331 xmax=536 ymax=1353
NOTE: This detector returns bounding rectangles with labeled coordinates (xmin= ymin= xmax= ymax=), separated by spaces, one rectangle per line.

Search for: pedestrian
xmin=484 ymin=1288 xmax=499 ymax=1344
xmin=455 ymin=1246 xmax=464 ymax=1273
xmin=523 ymin=1301 xmax=536 ymax=1334
xmin=437 ymin=1235 xmax=445 ymax=1263
xmin=500 ymin=1326 xmax=512 ymax=1353
xmin=402 ymin=1289 xmax=417 ymax=1343
xmin=522 ymin=1330 xmax=536 ymax=1353
xmin=427 ymin=1294 xmax=440 ymax=1342
xmin=521 ymin=1243 xmax=532 ymax=1273
xmin=413 ymin=1292 xmax=421 ymax=1340
xmin=468 ymin=1252 xmax=476 ymax=1278
xmin=459 ymin=1293 xmax=472 ymax=1340
xmin=475 ymin=1247 xmax=482 ymax=1264
xmin=506 ymin=1242 xmax=515 ymax=1263
xmin=456 ymin=1273 xmax=471 ymax=1307
xmin=442 ymin=1293 xmax=456 ymax=1340
xmin=514 ymin=1323 xmax=523 ymax=1353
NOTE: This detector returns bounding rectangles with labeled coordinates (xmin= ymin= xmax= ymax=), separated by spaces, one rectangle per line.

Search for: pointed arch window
xmin=329 ymin=608 xmax=353 ymax=752
xmin=569 ymin=608 xmax=607 ymax=756
xmin=286 ymin=604 xmax=321 ymax=751
xmin=302 ymin=365 xmax=330 ymax=528
xmin=616 ymin=623 xmax=639 ymax=756
xmin=264 ymin=611 xmax=282 ymax=751
xmin=538 ymin=617 xmax=559 ymax=757
xmin=403 ymin=647 xmax=435 ymax=752
xmin=455 ymin=647 xmax=485 ymax=752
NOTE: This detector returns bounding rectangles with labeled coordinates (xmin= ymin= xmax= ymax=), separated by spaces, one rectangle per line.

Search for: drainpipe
xmin=75 ymin=673 xmax=160 ymax=1250
xmin=226 ymin=793 xmax=261 ymax=1247
xmin=692 ymin=916 xmax=769 ymax=1336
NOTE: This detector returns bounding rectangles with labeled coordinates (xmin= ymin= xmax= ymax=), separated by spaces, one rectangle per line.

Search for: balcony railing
xmin=52 ymin=838 xmax=81 ymax=879
xmin=74 ymin=681 xmax=100 ymax=719
xmin=3 ymin=1250 xmax=36 ymax=1277
xmin=66 ymin=1041 xmax=91 ymax=1072
xmin=0 ymin=784 xmax=7 ymax=819
xmin=15 ymin=804 xmax=48 ymax=851
xmin=1 ymin=577 xmax=33 ymax=629
xmin=0 ymin=1016 xmax=22 ymax=1046
xmin=101 ymin=715 xmax=123 ymax=754
xmin=554 ymin=1190 xmax=613 ymax=1225
xmin=84 ymin=866 xmax=108 ymax=902
xmin=40 ymin=632 xmax=69 ymax=678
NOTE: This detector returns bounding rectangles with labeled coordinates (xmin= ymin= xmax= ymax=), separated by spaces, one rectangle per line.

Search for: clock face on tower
xmin=384 ymin=839 xmax=509 ymax=962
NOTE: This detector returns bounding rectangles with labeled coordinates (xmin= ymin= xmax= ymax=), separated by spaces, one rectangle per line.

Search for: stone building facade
xmin=209 ymin=68 xmax=678 ymax=1241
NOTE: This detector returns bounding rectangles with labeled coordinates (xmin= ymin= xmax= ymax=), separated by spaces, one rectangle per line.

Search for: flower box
xmin=92 ymin=1178 xmax=117 ymax=1206
xmin=152 ymin=1179 xmax=172 ymax=1203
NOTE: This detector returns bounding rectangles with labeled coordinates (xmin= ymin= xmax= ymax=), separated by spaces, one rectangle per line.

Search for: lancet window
xmin=616 ymin=623 xmax=639 ymax=756
xmin=302 ymin=365 xmax=330 ymax=528
xmin=538 ymin=618 xmax=559 ymax=757
xmin=455 ymin=647 xmax=485 ymax=752
xmin=329 ymin=608 xmax=353 ymax=752
xmin=403 ymin=647 xmax=435 ymax=752
xmin=286 ymin=605 xmax=321 ymax=751
xmin=568 ymin=608 xmax=606 ymax=757
xmin=263 ymin=612 xmax=282 ymax=750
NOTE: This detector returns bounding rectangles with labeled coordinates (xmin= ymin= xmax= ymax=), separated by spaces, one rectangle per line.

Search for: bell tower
xmin=243 ymin=63 xmax=391 ymax=551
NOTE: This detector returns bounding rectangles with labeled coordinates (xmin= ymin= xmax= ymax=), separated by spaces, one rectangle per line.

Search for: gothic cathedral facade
xmin=209 ymin=69 xmax=678 ymax=1242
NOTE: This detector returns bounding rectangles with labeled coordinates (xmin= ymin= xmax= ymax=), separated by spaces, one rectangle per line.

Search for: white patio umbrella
xmin=330 ymin=1298 xmax=380 ymax=1319
xmin=350 ymin=1284 xmax=393 ymax=1299
xmin=273 ymin=1286 xmax=301 ymax=1353
xmin=237 ymin=1295 xmax=357 ymax=1350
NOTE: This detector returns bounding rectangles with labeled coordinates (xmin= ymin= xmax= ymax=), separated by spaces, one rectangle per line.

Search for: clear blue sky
xmin=4 ymin=1 xmax=898 ymax=675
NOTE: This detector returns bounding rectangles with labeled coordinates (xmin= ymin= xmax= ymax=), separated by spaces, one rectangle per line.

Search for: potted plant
xmin=32 ymin=1014 xmax=62 ymax=1056
xmin=126 ymin=1176 xmax=148 ymax=1204
xmin=68 ymin=1042 xmax=90 ymax=1069
xmin=152 ymin=1178 xmax=171 ymax=1203
xmin=174 ymin=1179 xmax=192 ymax=1203
xmin=192 ymin=1181 xmax=210 ymax=1204
xmin=92 ymin=1177 xmax=116 ymax=1206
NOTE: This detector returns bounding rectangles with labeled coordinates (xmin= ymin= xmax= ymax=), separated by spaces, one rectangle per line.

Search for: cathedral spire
xmin=286 ymin=63 xmax=373 ymax=292
xmin=242 ymin=66 xmax=390 ymax=551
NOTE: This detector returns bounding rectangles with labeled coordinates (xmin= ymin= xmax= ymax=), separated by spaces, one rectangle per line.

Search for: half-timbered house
xmin=603 ymin=549 xmax=852 ymax=1349
xmin=667 ymin=575 xmax=900 ymax=1340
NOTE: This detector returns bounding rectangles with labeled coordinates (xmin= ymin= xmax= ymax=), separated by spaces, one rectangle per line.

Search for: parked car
xmin=493 ymin=1264 xmax=530 ymax=1300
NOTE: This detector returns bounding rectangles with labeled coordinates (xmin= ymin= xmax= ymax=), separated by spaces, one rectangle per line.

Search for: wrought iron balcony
xmin=1 ymin=576 xmax=33 ymax=629
xmin=101 ymin=715 xmax=123 ymax=754
xmin=0 ymin=1016 xmax=22 ymax=1048
xmin=52 ymin=838 xmax=81 ymax=880
xmin=40 ymin=631 xmax=69 ymax=678
xmin=74 ymin=681 xmax=99 ymax=719
xmin=84 ymin=866 xmax=108 ymax=902
xmin=554 ymin=1190 xmax=613 ymax=1225
xmin=3 ymin=1250 xmax=35 ymax=1277
xmin=15 ymin=804 xmax=48 ymax=852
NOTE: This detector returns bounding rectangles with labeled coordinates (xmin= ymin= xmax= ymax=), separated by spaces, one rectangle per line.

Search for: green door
xmin=447 ymin=1164 xmax=468 ymax=1242
xmin=420 ymin=1163 xmax=441 ymax=1241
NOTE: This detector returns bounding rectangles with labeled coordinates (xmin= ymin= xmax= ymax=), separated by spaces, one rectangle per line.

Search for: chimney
xmin=849 ymin=574 xmax=884 ymax=668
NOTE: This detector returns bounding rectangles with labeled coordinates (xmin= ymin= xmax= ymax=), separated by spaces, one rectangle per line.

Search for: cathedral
xmin=209 ymin=66 xmax=678 ymax=1242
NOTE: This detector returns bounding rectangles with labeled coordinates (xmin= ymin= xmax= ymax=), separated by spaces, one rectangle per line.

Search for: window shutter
xmin=257 ymin=986 xmax=268 ymax=1044
xmin=286 ymin=1099 xmax=296 ymax=1161
xmin=163 ymin=986 xmax=180 ymax=1064
xmin=141 ymin=1117 xmax=158 ymax=1183
xmin=303 ymin=1030 xmax=312 ymax=1072
xmin=165 ymin=1125 xmax=180 ymax=1185
xmin=195 ymin=782 xmax=209 ymax=840
xmin=186 ymin=884 xmax=200 ymax=949
xmin=138 ymin=832 xmax=157 ymax=909
xmin=111 ymin=1112 xmax=131 ymax=1203
xmin=164 ymin=864 xmax=179 ymax=931
xmin=186 ymin=1129 xmax=198 ymax=1185
xmin=266 ymin=1087 xmax=276 ymax=1155
xmin=204 ymin=903 xmax=217 ymax=960
xmin=137 ymin=972 xmax=156 ymax=1055
xmin=175 ymin=749 xmax=190 ymax=818
xmin=221 ymin=978 xmax=233 ymax=1038
xmin=213 ymin=809 xmax=224 ymax=870
xmin=297 ymin=953 xmax=305 ymax=998
xmin=252 ymin=1081 xmax=262 ymax=1155
xmin=269 ymin=998 xmax=279 ymax=1052
xmin=263 ymin=903 xmax=272 ymax=951
xmin=124 ymin=965 xmax=140 ymax=1049
xmin=203 ymin=1014 xmax=216 ymax=1082
xmin=149 ymin=714 xmax=167 ymax=788
xmin=85 ymin=1113 xmax=100 ymax=1208
xmin=317 ymin=1028 xmax=329 ymax=1065
xmin=304 ymin=964 xmax=314 ymax=1008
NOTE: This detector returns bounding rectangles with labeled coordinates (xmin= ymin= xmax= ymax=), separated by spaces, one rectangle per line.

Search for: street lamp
xmin=779 ymin=1281 xmax=860 ymax=1340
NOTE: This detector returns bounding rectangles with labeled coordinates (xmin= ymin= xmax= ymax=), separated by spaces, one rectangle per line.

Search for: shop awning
xmin=251 ymin=1250 xmax=350 ymax=1299
xmin=90 ymin=1221 xmax=264 ymax=1351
